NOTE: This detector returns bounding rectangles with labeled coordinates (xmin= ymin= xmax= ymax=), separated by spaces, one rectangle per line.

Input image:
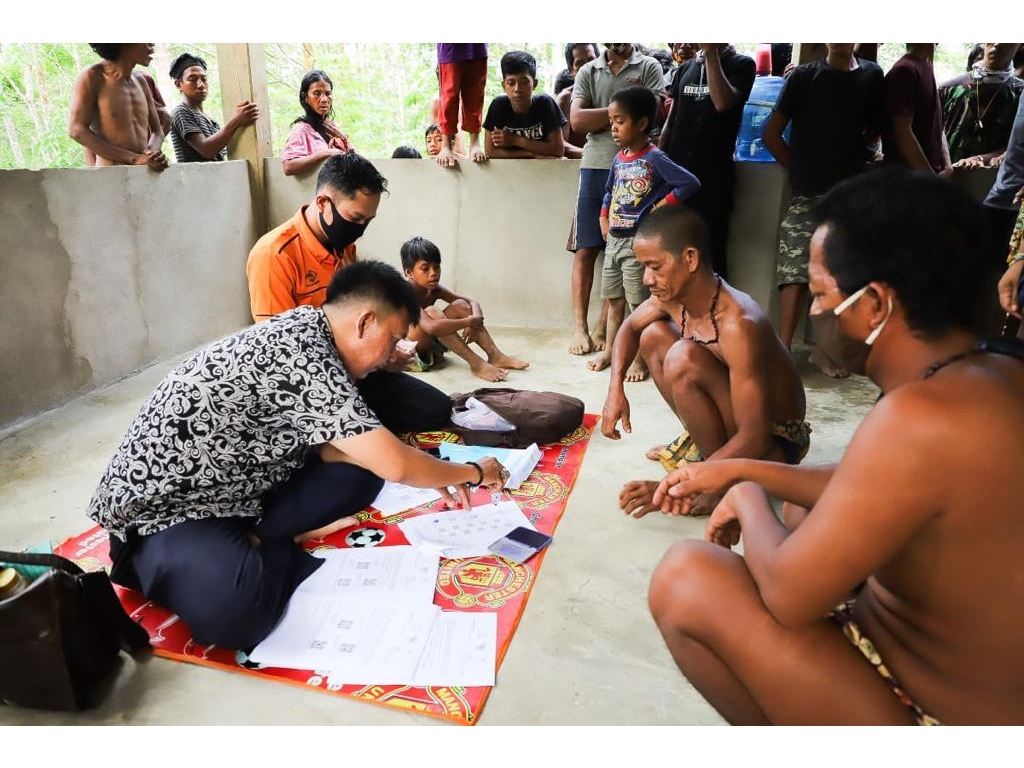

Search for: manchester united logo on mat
xmin=436 ymin=556 xmax=533 ymax=609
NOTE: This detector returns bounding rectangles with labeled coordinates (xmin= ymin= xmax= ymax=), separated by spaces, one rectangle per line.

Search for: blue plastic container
xmin=734 ymin=75 xmax=788 ymax=163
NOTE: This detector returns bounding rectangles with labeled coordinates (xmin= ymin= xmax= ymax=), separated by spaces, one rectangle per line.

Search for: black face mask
xmin=319 ymin=198 xmax=367 ymax=253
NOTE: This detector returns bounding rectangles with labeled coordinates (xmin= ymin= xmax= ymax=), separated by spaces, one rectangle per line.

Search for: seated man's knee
xmin=423 ymin=306 xmax=444 ymax=320
xmin=419 ymin=388 xmax=454 ymax=429
xmin=649 ymin=540 xmax=728 ymax=632
xmin=190 ymin=594 xmax=282 ymax=650
xmin=664 ymin=339 xmax=714 ymax=382
xmin=639 ymin=321 xmax=677 ymax=358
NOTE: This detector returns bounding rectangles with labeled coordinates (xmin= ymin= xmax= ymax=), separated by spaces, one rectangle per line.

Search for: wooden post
xmin=216 ymin=43 xmax=272 ymax=234
xmin=793 ymin=44 xmax=826 ymax=65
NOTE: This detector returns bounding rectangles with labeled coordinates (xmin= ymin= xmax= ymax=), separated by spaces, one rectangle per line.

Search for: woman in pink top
xmin=281 ymin=69 xmax=354 ymax=177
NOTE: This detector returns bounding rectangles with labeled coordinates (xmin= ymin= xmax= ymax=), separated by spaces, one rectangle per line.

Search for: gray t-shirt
xmin=984 ymin=94 xmax=1024 ymax=211
xmin=572 ymin=49 xmax=666 ymax=170
xmin=88 ymin=306 xmax=382 ymax=538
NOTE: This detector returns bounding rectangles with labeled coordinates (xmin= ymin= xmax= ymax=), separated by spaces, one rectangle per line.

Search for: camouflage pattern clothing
xmin=1010 ymin=202 xmax=1024 ymax=260
xmin=938 ymin=74 xmax=1024 ymax=163
xmin=776 ymin=194 xmax=820 ymax=287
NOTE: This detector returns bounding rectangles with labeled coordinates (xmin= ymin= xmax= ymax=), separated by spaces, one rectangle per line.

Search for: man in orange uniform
xmin=247 ymin=152 xmax=451 ymax=434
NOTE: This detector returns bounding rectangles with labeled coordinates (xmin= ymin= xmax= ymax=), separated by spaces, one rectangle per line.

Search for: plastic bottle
xmin=735 ymin=44 xmax=789 ymax=163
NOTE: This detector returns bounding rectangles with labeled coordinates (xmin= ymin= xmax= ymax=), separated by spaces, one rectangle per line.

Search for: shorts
xmin=407 ymin=337 xmax=447 ymax=373
xmin=658 ymin=420 xmax=811 ymax=471
xmin=775 ymin=194 xmax=820 ymax=288
xmin=770 ymin=419 xmax=812 ymax=465
xmin=830 ymin=600 xmax=941 ymax=726
xmin=568 ymin=168 xmax=609 ymax=251
xmin=602 ymin=233 xmax=650 ymax=307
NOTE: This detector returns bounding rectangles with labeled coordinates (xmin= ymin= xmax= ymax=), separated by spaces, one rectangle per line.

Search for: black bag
xmin=449 ymin=388 xmax=585 ymax=448
xmin=0 ymin=549 xmax=151 ymax=711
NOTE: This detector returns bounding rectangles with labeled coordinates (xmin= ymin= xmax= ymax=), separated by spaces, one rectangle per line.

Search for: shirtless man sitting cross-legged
xmin=600 ymin=205 xmax=808 ymax=517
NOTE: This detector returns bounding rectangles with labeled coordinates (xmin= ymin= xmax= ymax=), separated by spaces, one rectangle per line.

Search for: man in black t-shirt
xmin=659 ymin=44 xmax=755 ymax=280
xmin=763 ymin=43 xmax=884 ymax=377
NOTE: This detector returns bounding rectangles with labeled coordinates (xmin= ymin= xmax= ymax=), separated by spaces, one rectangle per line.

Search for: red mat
xmin=56 ymin=415 xmax=597 ymax=725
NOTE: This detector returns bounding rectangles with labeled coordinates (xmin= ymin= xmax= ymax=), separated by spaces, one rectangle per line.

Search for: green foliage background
xmin=0 ymin=42 xmax=975 ymax=170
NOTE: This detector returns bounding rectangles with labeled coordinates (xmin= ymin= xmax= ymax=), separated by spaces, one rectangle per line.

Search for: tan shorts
xmin=602 ymin=233 xmax=649 ymax=308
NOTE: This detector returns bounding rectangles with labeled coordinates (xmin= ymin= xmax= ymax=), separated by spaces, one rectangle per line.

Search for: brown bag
xmin=448 ymin=388 xmax=585 ymax=448
xmin=0 ymin=549 xmax=151 ymax=710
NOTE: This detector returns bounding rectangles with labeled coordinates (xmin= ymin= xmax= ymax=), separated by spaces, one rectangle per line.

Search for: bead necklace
xmin=921 ymin=346 xmax=983 ymax=379
xmin=680 ymin=273 xmax=723 ymax=346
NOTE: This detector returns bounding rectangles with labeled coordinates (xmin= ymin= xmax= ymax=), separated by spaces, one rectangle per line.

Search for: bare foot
xmin=569 ymin=330 xmax=594 ymax=356
xmin=809 ymin=346 xmax=850 ymax=379
xmin=470 ymin=360 xmax=508 ymax=382
xmin=619 ymin=480 xmax=661 ymax=518
xmin=470 ymin=139 xmax=487 ymax=162
xmin=644 ymin=444 xmax=667 ymax=461
xmin=490 ymin=354 xmax=529 ymax=370
xmin=586 ymin=353 xmax=611 ymax=372
xmin=294 ymin=514 xmax=359 ymax=543
xmin=435 ymin=145 xmax=457 ymax=168
xmin=625 ymin=358 xmax=649 ymax=383
xmin=684 ymin=491 xmax=720 ymax=518
xmin=592 ymin=325 xmax=607 ymax=352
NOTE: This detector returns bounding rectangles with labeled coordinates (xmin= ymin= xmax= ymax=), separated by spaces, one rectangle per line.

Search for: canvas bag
xmin=0 ymin=549 xmax=151 ymax=710
xmin=448 ymin=388 xmax=584 ymax=448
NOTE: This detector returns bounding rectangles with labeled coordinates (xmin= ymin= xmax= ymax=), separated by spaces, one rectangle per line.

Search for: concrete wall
xmin=3 ymin=157 xmax=1000 ymax=432
xmin=267 ymin=158 xmax=587 ymax=328
xmin=0 ymin=162 xmax=256 ymax=431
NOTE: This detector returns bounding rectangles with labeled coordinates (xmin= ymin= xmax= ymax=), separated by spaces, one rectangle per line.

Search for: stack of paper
xmin=398 ymin=500 xmax=536 ymax=560
xmin=437 ymin=443 xmax=542 ymax=490
xmin=248 ymin=545 xmax=497 ymax=686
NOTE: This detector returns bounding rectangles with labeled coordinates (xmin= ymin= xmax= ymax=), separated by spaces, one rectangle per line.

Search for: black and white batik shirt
xmin=88 ymin=306 xmax=382 ymax=540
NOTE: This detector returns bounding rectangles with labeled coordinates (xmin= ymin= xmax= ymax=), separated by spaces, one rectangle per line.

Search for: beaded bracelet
xmin=465 ymin=461 xmax=484 ymax=488
xmin=1008 ymin=252 xmax=1024 ymax=266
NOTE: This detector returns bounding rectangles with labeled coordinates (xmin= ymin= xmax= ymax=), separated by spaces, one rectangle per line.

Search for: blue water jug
xmin=735 ymin=75 xmax=788 ymax=162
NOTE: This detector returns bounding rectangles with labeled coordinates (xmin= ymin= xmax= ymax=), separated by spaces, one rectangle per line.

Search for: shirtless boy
xmin=401 ymin=236 xmax=528 ymax=383
xmin=600 ymin=206 xmax=807 ymax=517
xmin=69 ymin=44 xmax=168 ymax=171
xmin=647 ymin=168 xmax=1024 ymax=725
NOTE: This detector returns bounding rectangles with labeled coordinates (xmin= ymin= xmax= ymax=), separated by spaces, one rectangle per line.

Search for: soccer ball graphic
xmin=345 ymin=527 xmax=386 ymax=548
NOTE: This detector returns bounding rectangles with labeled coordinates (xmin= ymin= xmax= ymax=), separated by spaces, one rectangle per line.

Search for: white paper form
xmin=248 ymin=592 xmax=439 ymax=680
xmin=370 ymin=482 xmax=443 ymax=515
xmin=437 ymin=443 xmax=542 ymax=490
xmin=297 ymin=546 xmax=440 ymax=606
xmin=398 ymin=500 xmax=535 ymax=559
xmin=410 ymin=611 xmax=497 ymax=687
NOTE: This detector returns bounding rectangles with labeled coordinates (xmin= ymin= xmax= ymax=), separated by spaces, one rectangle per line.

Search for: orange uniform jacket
xmin=246 ymin=206 xmax=357 ymax=321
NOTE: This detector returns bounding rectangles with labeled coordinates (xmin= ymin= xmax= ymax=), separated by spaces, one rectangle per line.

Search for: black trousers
xmin=107 ymin=370 xmax=452 ymax=650
xmin=355 ymin=369 xmax=451 ymax=433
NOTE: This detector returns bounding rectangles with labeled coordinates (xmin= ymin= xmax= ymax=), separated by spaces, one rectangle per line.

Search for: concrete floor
xmin=0 ymin=327 xmax=878 ymax=726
